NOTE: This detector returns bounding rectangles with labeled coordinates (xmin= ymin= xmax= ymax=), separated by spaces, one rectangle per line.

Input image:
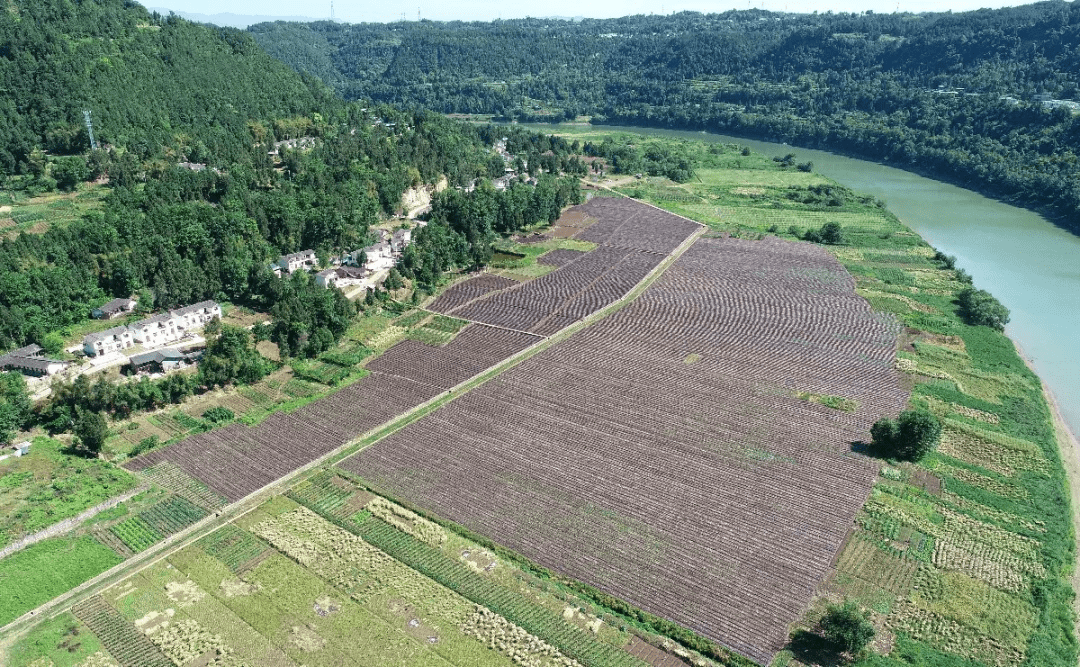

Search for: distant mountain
xmin=147 ymin=8 xmax=322 ymax=29
xmin=249 ymin=4 xmax=1080 ymax=232
xmin=0 ymin=0 xmax=322 ymax=170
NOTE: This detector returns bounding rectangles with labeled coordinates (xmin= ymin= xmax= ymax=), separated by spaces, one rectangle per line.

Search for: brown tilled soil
xmin=345 ymin=233 xmax=908 ymax=665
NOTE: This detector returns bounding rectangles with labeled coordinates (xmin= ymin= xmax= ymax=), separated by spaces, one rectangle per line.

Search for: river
xmin=540 ymin=124 xmax=1080 ymax=437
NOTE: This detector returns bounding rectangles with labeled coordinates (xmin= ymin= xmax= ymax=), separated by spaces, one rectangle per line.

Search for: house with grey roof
xmin=83 ymin=301 xmax=221 ymax=356
xmin=84 ymin=325 xmax=135 ymax=357
xmin=0 ymin=344 xmax=69 ymax=377
xmin=391 ymin=228 xmax=412 ymax=252
xmin=92 ymin=297 xmax=137 ymax=320
xmin=275 ymin=249 xmax=317 ymax=276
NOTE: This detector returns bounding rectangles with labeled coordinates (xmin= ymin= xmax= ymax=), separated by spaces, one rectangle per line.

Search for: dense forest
xmin=250 ymin=1 xmax=1080 ymax=232
xmin=0 ymin=0 xmax=590 ymax=445
xmin=0 ymin=0 xmax=586 ymax=353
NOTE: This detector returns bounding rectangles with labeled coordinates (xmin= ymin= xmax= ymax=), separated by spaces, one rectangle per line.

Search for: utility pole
xmin=83 ymin=110 xmax=98 ymax=151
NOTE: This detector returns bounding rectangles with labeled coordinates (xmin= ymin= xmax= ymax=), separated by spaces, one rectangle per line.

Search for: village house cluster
xmin=83 ymin=301 xmax=221 ymax=357
xmin=272 ymin=226 xmax=417 ymax=291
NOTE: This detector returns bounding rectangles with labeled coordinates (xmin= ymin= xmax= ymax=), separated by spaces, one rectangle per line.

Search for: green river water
xmin=548 ymin=124 xmax=1080 ymax=437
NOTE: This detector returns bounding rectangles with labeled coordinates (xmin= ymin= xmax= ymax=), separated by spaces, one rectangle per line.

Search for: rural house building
xmin=275 ymin=250 xmax=317 ymax=275
xmin=391 ymin=228 xmax=412 ymax=252
xmin=84 ymin=325 xmax=135 ymax=356
xmin=91 ymin=297 xmax=137 ymax=320
xmin=315 ymin=266 xmax=367 ymax=290
xmin=126 ymin=348 xmax=200 ymax=374
xmin=0 ymin=344 xmax=69 ymax=377
xmin=83 ymin=301 xmax=221 ymax=356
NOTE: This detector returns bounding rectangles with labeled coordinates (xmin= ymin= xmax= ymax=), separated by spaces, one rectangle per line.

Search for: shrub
xmin=871 ymin=407 xmax=942 ymax=461
xmin=957 ymin=287 xmax=1010 ymax=331
xmin=820 ymin=601 xmax=875 ymax=656
xmin=202 ymin=406 xmax=235 ymax=424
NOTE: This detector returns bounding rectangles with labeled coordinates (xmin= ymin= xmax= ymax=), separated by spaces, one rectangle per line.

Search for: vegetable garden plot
xmin=344 ymin=235 xmax=908 ymax=665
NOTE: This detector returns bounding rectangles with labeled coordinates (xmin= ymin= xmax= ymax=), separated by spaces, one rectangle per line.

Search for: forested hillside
xmin=250 ymin=2 xmax=1080 ymax=231
xmin=0 ymin=0 xmax=322 ymax=170
xmin=0 ymin=0 xmax=577 ymax=352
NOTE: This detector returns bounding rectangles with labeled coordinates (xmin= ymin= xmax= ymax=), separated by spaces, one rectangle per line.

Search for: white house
xmin=315 ymin=266 xmax=367 ymax=290
xmin=83 ymin=301 xmax=221 ymax=356
xmin=276 ymin=250 xmax=317 ymax=275
xmin=84 ymin=325 xmax=135 ymax=357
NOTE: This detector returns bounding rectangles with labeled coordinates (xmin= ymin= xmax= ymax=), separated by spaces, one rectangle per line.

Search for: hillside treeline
xmin=250 ymin=2 xmax=1080 ymax=231
xmin=0 ymin=0 xmax=583 ymax=355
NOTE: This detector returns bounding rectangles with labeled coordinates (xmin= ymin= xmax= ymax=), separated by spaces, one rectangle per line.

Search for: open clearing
xmin=344 ymin=219 xmax=909 ymax=663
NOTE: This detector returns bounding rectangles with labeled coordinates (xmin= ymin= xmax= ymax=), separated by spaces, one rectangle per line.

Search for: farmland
xmin=344 ymin=227 xmax=909 ymax=664
xmin=5 ymin=138 xmax=1075 ymax=667
xmin=7 ymin=476 xmax=709 ymax=667
xmin=121 ymin=199 xmax=700 ymax=503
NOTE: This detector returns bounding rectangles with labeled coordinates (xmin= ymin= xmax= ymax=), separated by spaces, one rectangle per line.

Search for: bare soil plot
xmin=124 ymin=325 xmax=536 ymax=502
xmin=343 ymin=235 xmax=909 ymax=665
xmin=537 ymin=248 xmax=588 ymax=267
xmin=427 ymin=274 xmax=519 ymax=312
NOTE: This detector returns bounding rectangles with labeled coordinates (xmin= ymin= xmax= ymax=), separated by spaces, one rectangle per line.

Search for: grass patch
xmin=0 ymin=536 xmax=122 ymax=625
xmin=0 ymin=436 xmax=137 ymax=548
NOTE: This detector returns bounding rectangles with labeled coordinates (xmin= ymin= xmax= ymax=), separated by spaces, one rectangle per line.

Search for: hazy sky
xmin=147 ymin=0 xmax=1046 ymax=24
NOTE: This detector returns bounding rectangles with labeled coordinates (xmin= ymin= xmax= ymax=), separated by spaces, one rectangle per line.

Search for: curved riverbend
xmin=558 ymin=124 xmax=1080 ymax=438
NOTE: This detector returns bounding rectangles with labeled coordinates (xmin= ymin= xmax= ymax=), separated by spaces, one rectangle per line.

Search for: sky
xmin=146 ymin=0 xmax=1048 ymax=25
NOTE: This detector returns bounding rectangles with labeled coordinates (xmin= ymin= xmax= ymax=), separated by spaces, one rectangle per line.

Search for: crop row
xmin=345 ymin=231 xmax=909 ymax=664
xmin=71 ymin=595 xmax=172 ymax=667
xmin=428 ymin=274 xmax=519 ymax=312
xmin=106 ymin=496 xmax=206 ymax=554
xmin=290 ymin=496 xmax=646 ymax=667
xmin=197 ymin=524 xmax=271 ymax=573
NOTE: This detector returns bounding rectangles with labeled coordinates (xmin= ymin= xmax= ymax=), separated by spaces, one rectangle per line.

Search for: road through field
xmin=0 ymin=203 xmax=706 ymax=657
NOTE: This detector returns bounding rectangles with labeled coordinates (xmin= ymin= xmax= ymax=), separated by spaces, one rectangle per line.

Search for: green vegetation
xmin=957 ymin=287 xmax=1011 ymax=331
xmin=0 ymin=437 xmax=136 ymax=548
xmin=0 ymin=371 xmax=31 ymax=445
xmin=5 ymin=612 xmax=107 ymax=667
xmin=872 ymin=408 xmax=944 ymax=462
xmin=253 ymin=4 xmax=1080 ymax=233
xmin=0 ymin=535 xmax=122 ymax=625
xmin=821 ymin=601 xmax=876 ymax=657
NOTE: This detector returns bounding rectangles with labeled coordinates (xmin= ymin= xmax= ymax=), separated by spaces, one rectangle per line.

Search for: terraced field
xmin=344 ymin=233 xmax=909 ymax=664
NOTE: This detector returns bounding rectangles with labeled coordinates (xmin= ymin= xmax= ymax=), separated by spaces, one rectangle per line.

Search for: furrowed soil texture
xmin=122 ymin=198 xmax=698 ymax=504
xmin=344 ymin=231 xmax=909 ymax=663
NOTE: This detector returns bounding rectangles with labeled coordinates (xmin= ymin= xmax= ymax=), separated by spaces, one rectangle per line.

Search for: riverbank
xmin=528 ymin=121 xmax=1080 ymax=443
xmin=1017 ymin=339 xmax=1080 ymax=637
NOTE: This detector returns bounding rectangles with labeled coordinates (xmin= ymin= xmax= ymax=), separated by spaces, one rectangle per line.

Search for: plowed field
xmin=343 ymin=234 xmax=908 ymax=664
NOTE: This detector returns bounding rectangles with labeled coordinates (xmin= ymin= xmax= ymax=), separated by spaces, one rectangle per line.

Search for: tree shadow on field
xmin=786 ymin=629 xmax=847 ymax=666
xmin=850 ymin=440 xmax=875 ymax=456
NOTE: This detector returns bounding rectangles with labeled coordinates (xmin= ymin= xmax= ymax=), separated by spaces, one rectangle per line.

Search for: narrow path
xmin=0 ymin=201 xmax=705 ymax=652
xmin=0 ymin=484 xmax=150 ymax=561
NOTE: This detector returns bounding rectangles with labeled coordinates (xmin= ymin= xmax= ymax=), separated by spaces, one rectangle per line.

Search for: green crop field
xmin=0 ymin=437 xmax=137 ymax=549
xmin=0 ymin=536 xmax=122 ymax=626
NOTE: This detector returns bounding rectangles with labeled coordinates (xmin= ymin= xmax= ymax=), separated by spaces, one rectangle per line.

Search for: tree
xmin=41 ymin=332 xmax=65 ymax=356
xmin=819 ymin=221 xmax=845 ymax=245
xmin=957 ymin=287 xmax=1010 ymax=330
xmin=52 ymin=156 xmax=90 ymax=192
xmin=820 ymin=601 xmax=875 ymax=656
xmin=73 ymin=409 xmax=108 ymax=456
xmin=871 ymin=407 xmax=942 ymax=461
xmin=0 ymin=372 xmax=31 ymax=445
